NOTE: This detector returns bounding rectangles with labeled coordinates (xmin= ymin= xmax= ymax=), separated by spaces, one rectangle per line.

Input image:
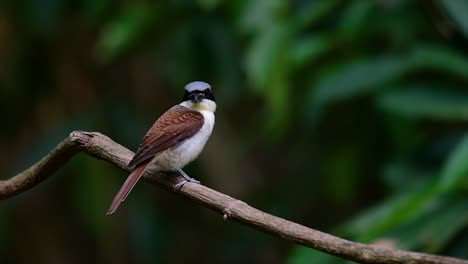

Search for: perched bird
xmin=107 ymin=81 xmax=216 ymax=215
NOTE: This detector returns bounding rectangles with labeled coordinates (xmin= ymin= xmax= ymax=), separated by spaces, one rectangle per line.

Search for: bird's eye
xmin=204 ymin=90 xmax=210 ymax=95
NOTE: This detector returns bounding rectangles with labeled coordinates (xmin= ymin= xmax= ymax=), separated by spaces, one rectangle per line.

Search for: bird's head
xmin=181 ymin=81 xmax=216 ymax=112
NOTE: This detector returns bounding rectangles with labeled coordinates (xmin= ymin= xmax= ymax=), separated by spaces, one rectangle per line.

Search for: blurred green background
xmin=1 ymin=0 xmax=468 ymax=263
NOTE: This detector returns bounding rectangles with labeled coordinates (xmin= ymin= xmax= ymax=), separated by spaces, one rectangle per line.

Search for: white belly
xmin=153 ymin=110 xmax=215 ymax=171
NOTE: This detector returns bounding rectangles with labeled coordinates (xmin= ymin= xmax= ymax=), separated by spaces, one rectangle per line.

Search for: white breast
xmin=153 ymin=102 xmax=215 ymax=171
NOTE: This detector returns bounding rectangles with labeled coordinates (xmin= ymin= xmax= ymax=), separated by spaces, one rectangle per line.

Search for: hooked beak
xmin=191 ymin=93 xmax=204 ymax=103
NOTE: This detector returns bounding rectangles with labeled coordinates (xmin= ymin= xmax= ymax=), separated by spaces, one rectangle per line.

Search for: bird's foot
xmin=173 ymin=168 xmax=200 ymax=191
xmin=184 ymin=177 xmax=200 ymax=184
xmin=174 ymin=180 xmax=188 ymax=190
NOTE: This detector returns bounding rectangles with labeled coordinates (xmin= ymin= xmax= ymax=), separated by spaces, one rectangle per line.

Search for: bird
xmin=107 ymin=81 xmax=216 ymax=215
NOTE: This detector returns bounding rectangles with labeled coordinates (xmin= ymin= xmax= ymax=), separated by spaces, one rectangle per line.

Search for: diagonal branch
xmin=1 ymin=131 xmax=466 ymax=264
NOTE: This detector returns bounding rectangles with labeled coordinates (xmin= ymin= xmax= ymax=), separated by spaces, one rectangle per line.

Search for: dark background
xmin=1 ymin=1 xmax=468 ymax=263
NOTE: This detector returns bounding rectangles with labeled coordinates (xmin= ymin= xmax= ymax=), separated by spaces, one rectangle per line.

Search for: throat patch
xmin=192 ymin=103 xmax=210 ymax=111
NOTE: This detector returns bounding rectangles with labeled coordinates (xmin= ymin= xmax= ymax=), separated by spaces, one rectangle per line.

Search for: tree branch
xmin=1 ymin=131 xmax=466 ymax=264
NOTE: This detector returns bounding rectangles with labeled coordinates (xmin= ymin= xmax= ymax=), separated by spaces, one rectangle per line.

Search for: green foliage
xmin=288 ymin=246 xmax=345 ymax=264
xmin=310 ymin=55 xmax=407 ymax=105
xmin=96 ymin=4 xmax=154 ymax=61
xmin=343 ymin=180 xmax=441 ymax=242
xmin=1 ymin=1 xmax=468 ymax=263
xmin=377 ymin=87 xmax=468 ymax=120
xmin=390 ymin=198 xmax=468 ymax=252
xmin=291 ymin=35 xmax=331 ymax=68
xmin=409 ymin=45 xmax=468 ymax=78
xmin=438 ymin=0 xmax=468 ymax=39
xmin=440 ymin=133 xmax=468 ymax=190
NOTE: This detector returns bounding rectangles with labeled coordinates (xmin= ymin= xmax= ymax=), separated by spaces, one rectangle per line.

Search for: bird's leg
xmin=177 ymin=168 xmax=200 ymax=183
xmin=174 ymin=168 xmax=200 ymax=190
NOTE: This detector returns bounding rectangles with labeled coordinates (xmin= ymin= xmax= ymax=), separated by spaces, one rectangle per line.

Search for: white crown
xmin=185 ymin=81 xmax=211 ymax=92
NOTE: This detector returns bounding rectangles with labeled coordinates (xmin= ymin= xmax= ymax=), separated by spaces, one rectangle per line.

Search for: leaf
xmin=245 ymin=23 xmax=291 ymax=92
xmin=310 ymin=55 xmax=408 ymax=105
xmin=409 ymin=45 xmax=468 ymax=79
xmin=264 ymin=69 xmax=290 ymax=137
xmin=438 ymin=0 xmax=468 ymax=39
xmin=439 ymin=133 xmax=468 ymax=191
xmin=338 ymin=1 xmax=374 ymax=37
xmin=382 ymin=161 xmax=434 ymax=191
xmin=288 ymin=246 xmax=346 ymax=264
xmin=305 ymin=45 xmax=468 ymax=109
xmin=387 ymin=198 xmax=468 ymax=252
xmin=96 ymin=5 xmax=153 ymax=61
xmin=294 ymin=0 xmax=341 ymax=30
xmin=342 ymin=180 xmax=441 ymax=242
xmin=238 ymin=0 xmax=286 ymax=34
xmin=377 ymin=87 xmax=468 ymax=120
xmin=291 ymin=35 xmax=331 ymax=68
xmin=245 ymin=17 xmax=292 ymax=134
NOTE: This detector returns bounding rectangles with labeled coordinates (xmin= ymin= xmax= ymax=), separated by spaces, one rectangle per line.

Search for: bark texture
xmin=1 ymin=131 xmax=466 ymax=264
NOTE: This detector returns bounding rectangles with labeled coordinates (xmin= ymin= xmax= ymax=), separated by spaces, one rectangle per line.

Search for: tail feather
xmin=106 ymin=162 xmax=150 ymax=215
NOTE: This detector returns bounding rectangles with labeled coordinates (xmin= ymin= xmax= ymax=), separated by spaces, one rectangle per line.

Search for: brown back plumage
xmin=106 ymin=105 xmax=204 ymax=215
xmin=128 ymin=105 xmax=204 ymax=169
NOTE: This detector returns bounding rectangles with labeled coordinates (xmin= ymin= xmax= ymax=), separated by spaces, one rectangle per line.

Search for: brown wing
xmin=128 ymin=105 xmax=204 ymax=169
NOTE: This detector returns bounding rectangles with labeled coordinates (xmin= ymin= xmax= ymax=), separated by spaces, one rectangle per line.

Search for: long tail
xmin=106 ymin=162 xmax=150 ymax=215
